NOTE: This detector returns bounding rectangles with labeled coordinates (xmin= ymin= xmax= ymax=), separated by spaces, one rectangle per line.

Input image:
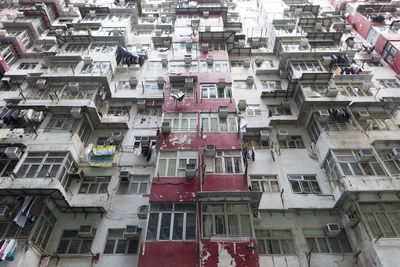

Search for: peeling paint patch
xmin=218 ymin=243 xmax=237 ymax=267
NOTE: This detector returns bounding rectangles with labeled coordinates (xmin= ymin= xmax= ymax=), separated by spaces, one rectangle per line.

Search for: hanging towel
xmin=2 ymin=239 xmax=15 ymax=261
xmin=39 ymin=256 xmax=51 ymax=267
xmin=14 ymin=196 xmax=34 ymax=227
xmin=5 ymin=239 xmax=17 ymax=261
xmin=0 ymin=240 xmax=10 ymax=259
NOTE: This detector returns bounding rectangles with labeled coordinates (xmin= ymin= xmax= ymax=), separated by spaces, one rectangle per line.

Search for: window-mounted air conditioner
xmin=89 ymin=10 xmax=96 ymax=18
xmin=281 ymin=99 xmax=290 ymax=108
xmin=138 ymin=205 xmax=149 ymax=219
xmin=203 ymin=11 xmax=209 ymax=18
xmin=129 ymin=77 xmax=138 ymax=87
xmin=243 ymin=59 xmax=251 ymax=68
xmin=201 ymin=43 xmax=209 ymax=52
xmin=317 ymin=110 xmax=330 ymax=122
xmin=277 ymin=129 xmax=288 ymax=141
xmin=68 ymin=82 xmax=80 ymax=93
xmin=392 ymin=148 xmax=400 ymax=160
xmin=361 ymin=81 xmax=372 ymax=91
xmin=161 ymin=121 xmax=172 ymax=133
xmin=371 ymin=54 xmax=380 ymax=63
xmin=205 ymin=25 xmax=211 ymax=32
xmin=205 ymin=144 xmax=216 ymax=157
xmin=300 ymin=38 xmax=308 ymax=48
xmin=218 ymin=106 xmax=228 ymax=118
xmin=315 ymin=22 xmax=323 ymax=30
xmin=238 ymin=99 xmax=247 ymax=111
xmin=112 ymin=131 xmax=123 ymax=142
xmin=157 ymin=76 xmax=165 ymax=86
xmin=185 ymin=77 xmax=194 ymax=89
xmin=0 ymin=206 xmax=10 ymax=222
xmin=246 ymin=76 xmax=254 ymax=86
xmin=184 ymin=55 xmax=192 ymax=65
xmin=185 ymin=163 xmax=197 ymax=178
xmin=83 ymin=56 xmax=93 ymax=65
xmin=186 ymin=40 xmax=192 ymax=50
xmin=342 ymin=214 xmax=359 ymax=228
xmin=161 ymin=15 xmax=167 ymax=23
xmin=357 ymin=149 xmax=374 ymax=162
xmin=0 ymin=30 xmax=7 ymax=37
xmin=5 ymin=147 xmax=22 ymax=160
xmin=16 ymin=12 xmax=25 ymax=18
xmin=207 ymin=56 xmax=214 ymax=65
xmin=357 ymin=110 xmax=370 ymax=121
xmin=255 ymin=56 xmax=263 ymax=65
xmin=260 ymin=130 xmax=269 ymax=141
xmin=119 ymin=171 xmax=130 ymax=182
xmin=217 ymin=78 xmax=226 ymax=89
xmin=71 ymin=107 xmax=82 ymax=119
xmin=78 ymin=225 xmax=95 ymax=238
xmin=69 ymin=168 xmax=83 ymax=179
xmin=238 ymin=39 xmax=245 ymax=48
xmin=324 ymin=223 xmax=341 ymax=237
xmin=36 ymin=79 xmax=47 ymax=89
xmin=124 ymin=225 xmax=140 ymax=238
xmin=327 ymin=87 xmax=338 ymax=97
xmin=161 ymin=57 xmax=168 ymax=67
xmin=155 ymin=29 xmax=162 ymax=37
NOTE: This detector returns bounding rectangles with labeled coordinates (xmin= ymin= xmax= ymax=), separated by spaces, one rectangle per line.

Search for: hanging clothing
xmin=1 ymin=239 xmax=15 ymax=261
xmin=149 ymin=145 xmax=157 ymax=165
xmin=14 ymin=196 xmax=34 ymax=227
xmin=239 ymin=119 xmax=247 ymax=138
xmin=251 ymin=147 xmax=255 ymax=161
xmin=5 ymin=240 xmax=17 ymax=261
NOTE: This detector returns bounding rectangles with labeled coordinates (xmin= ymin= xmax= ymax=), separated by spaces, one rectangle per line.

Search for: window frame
xmin=57 ymin=229 xmax=94 ymax=255
xmin=163 ymin=113 xmax=198 ymax=132
xmin=287 ymin=175 xmax=321 ymax=194
xmin=256 ymin=229 xmax=296 ymax=255
xmin=104 ymin=229 xmax=139 ymax=254
xmin=214 ymin=151 xmax=244 ymax=174
xmin=201 ymin=113 xmax=237 ymax=132
xmin=279 ymin=135 xmax=305 ymax=149
xmin=157 ymin=151 xmax=198 ymax=177
xmin=304 ymin=228 xmax=352 ymax=254
xmin=79 ymin=176 xmax=110 ymax=194
xmin=117 ymin=176 xmax=149 ymax=195
xmin=250 ymin=175 xmax=280 ymax=192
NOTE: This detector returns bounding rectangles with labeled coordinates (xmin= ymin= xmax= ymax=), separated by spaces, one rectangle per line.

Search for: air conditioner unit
xmin=71 ymin=107 xmax=82 ymax=119
xmin=357 ymin=149 xmax=374 ymax=162
xmin=161 ymin=121 xmax=172 ymax=133
xmin=185 ymin=78 xmax=194 ymax=88
xmin=68 ymin=4 xmax=75 ymax=11
xmin=78 ymin=225 xmax=95 ymax=238
xmin=277 ymin=129 xmax=289 ymax=141
xmin=255 ymin=56 xmax=263 ymax=65
xmin=186 ymin=40 xmax=193 ymax=50
xmin=161 ymin=15 xmax=167 ymax=23
xmin=207 ymin=56 xmax=214 ymax=65
xmin=68 ymin=82 xmax=80 ymax=93
xmin=315 ymin=22 xmax=322 ymax=30
xmin=129 ymin=77 xmax=138 ymax=87
xmin=294 ymin=8 xmax=302 ymax=15
xmin=69 ymin=168 xmax=83 ymax=179
xmin=119 ymin=171 xmax=130 ymax=182
xmin=205 ymin=144 xmax=216 ymax=157
xmin=5 ymin=147 xmax=22 ymax=160
xmin=317 ymin=110 xmax=330 ymax=122
xmin=238 ymin=39 xmax=246 ymax=48
xmin=325 ymin=223 xmax=341 ymax=237
xmin=246 ymin=76 xmax=254 ymax=86
xmin=16 ymin=12 xmax=25 ymax=18
xmin=281 ymin=99 xmax=290 ymax=108
xmin=184 ymin=55 xmax=192 ymax=65
xmin=112 ymin=131 xmax=123 ymax=142
xmin=6 ymin=13 xmax=16 ymax=20
xmin=327 ymin=87 xmax=338 ymax=97
xmin=235 ymin=99 xmax=246 ymax=111
xmin=260 ymin=130 xmax=269 ymax=141
xmin=138 ymin=205 xmax=149 ymax=219
xmin=155 ymin=29 xmax=162 ymax=36
xmin=218 ymin=106 xmax=228 ymax=118
xmin=392 ymin=148 xmax=400 ymax=160
xmin=217 ymin=78 xmax=226 ymax=89
xmin=0 ymin=30 xmax=6 ymax=37
xmin=357 ymin=110 xmax=370 ymax=121
xmin=201 ymin=43 xmax=209 ymax=52
xmin=83 ymin=56 xmax=93 ymax=65
xmin=371 ymin=54 xmax=380 ymax=63
xmin=342 ymin=214 xmax=359 ymax=228
xmin=89 ymin=10 xmax=96 ymax=18
xmin=203 ymin=11 xmax=209 ymax=18
xmin=124 ymin=225 xmax=140 ymax=238
xmin=361 ymin=81 xmax=372 ymax=91
xmin=185 ymin=163 xmax=197 ymax=178
xmin=36 ymin=79 xmax=47 ymax=89
xmin=205 ymin=25 xmax=211 ymax=32
xmin=163 ymin=40 xmax=170 ymax=47
xmin=161 ymin=57 xmax=168 ymax=67
xmin=0 ymin=207 xmax=10 ymax=222
xmin=243 ymin=59 xmax=251 ymax=67
xmin=157 ymin=76 xmax=165 ymax=86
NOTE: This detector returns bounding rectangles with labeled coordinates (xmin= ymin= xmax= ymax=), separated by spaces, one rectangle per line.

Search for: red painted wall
xmin=201 ymin=239 xmax=259 ymax=267
xmin=203 ymin=174 xmax=249 ymax=192
xmin=150 ymin=177 xmax=200 ymax=202
xmin=351 ymin=12 xmax=373 ymax=39
xmin=138 ymin=241 xmax=199 ymax=267
xmin=374 ymin=34 xmax=388 ymax=55
xmin=389 ymin=51 xmax=400 ymax=74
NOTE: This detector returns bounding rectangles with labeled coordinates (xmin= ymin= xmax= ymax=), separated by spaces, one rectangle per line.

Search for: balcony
xmin=288 ymin=61 xmax=328 ymax=80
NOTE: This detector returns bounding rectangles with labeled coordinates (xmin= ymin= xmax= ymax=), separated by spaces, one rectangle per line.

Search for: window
xmin=171 ymin=83 xmax=194 ymax=99
xmin=117 ymin=81 xmax=132 ymax=90
xmin=291 ymin=61 xmax=322 ymax=72
xmin=242 ymin=136 xmax=269 ymax=149
xmin=104 ymin=229 xmax=139 ymax=254
xmin=304 ymin=229 xmax=352 ymax=253
xmin=0 ymin=151 xmax=19 ymax=177
xmin=65 ymin=44 xmax=89 ymax=53
xmin=79 ymin=177 xmax=110 ymax=194
xmin=202 ymin=203 xmax=252 ymax=238
xmin=250 ymin=175 xmax=279 ymax=192
xmin=256 ymin=230 xmax=295 ymax=255
xmin=169 ymin=62 xmax=198 ymax=73
xmin=89 ymin=44 xmax=117 ymax=54
xmin=378 ymin=79 xmax=400 ymax=89
xmin=279 ymin=136 xmax=305 ymax=149
xmin=163 ymin=113 xmax=198 ymax=131
xmin=138 ymin=101 xmax=162 ymax=116
xmin=336 ymin=82 xmax=373 ymax=97
xmin=246 ymin=105 xmax=261 ymax=116
xmin=146 ymin=203 xmax=196 ymax=241
xmin=1 ymin=46 xmax=17 ymax=66
xmin=261 ymin=81 xmax=281 ymax=90
xmin=17 ymin=63 xmax=38 ymax=70
xmin=16 ymin=152 xmax=75 ymax=190
xmin=45 ymin=114 xmax=76 ymax=132
xmin=268 ymin=105 xmax=291 ymax=116
xmin=382 ymin=42 xmax=398 ymax=64
xmin=157 ymin=151 xmax=198 ymax=177
xmin=377 ymin=150 xmax=400 ymax=175
xmin=133 ymin=136 xmax=157 ymax=149
xmin=31 ymin=207 xmax=56 ymax=249
xmin=288 ymin=175 xmax=321 ymax=194
xmin=143 ymin=80 xmax=161 ymax=90
xmin=57 ymin=229 xmax=94 ymax=254
xmin=234 ymin=80 xmax=253 ymax=90
xmin=214 ymin=151 xmax=243 ymax=174
xmin=201 ymin=113 xmax=237 ymax=132
xmin=199 ymin=61 xmax=229 ymax=73
xmin=107 ymin=106 xmax=130 ymax=117
xmin=118 ymin=176 xmax=149 ymax=194
xmin=0 ymin=220 xmax=34 ymax=239
xmin=80 ymin=62 xmax=111 ymax=78
xmin=201 ymin=84 xmax=231 ymax=99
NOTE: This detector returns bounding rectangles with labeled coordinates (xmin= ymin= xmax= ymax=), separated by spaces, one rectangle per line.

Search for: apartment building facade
xmin=0 ymin=0 xmax=398 ymax=266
